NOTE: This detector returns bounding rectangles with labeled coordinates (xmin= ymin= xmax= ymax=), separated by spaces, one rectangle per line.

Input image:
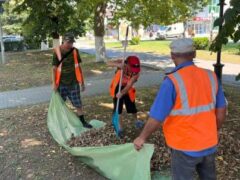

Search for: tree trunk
xmin=94 ymin=2 xmax=107 ymax=62
xmin=183 ymin=21 xmax=187 ymax=38
xmin=52 ymin=32 xmax=60 ymax=48
xmin=53 ymin=39 xmax=60 ymax=48
xmin=41 ymin=41 xmax=49 ymax=50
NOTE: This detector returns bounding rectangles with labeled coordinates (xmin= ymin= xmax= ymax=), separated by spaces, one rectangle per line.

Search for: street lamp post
xmin=213 ymin=0 xmax=225 ymax=83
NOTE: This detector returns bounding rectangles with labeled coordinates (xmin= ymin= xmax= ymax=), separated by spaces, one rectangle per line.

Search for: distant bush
xmin=48 ymin=38 xmax=53 ymax=48
xmin=193 ymin=37 xmax=209 ymax=50
xmin=24 ymin=36 xmax=41 ymax=50
xmin=130 ymin=36 xmax=140 ymax=45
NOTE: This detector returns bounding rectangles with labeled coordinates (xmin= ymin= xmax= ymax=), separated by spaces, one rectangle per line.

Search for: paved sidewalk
xmin=1 ymin=43 xmax=239 ymax=109
xmin=0 ymin=71 xmax=163 ymax=109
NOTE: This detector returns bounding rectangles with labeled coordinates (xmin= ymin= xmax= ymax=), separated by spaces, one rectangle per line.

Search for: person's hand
xmin=52 ymin=83 xmax=57 ymax=91
xmin=116 ymin=92 xmax=123 ymax=99
xmin=117 ymin=62 xmax=124 ymax=69
xmin=81 ymin=84 xmax=85 ymax=92
xmin=133 ymin=137 xmax=145 ymax=151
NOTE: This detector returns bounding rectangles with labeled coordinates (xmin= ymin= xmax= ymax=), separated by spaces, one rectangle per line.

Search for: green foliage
xmin=3 ymin=0 xmax=209 ymax=42
xmin=210 ymin=0 xmax=240 ymax=52
xmin=23 ymin=36 xmax=41 ymax=50
xmin=193 ymin=37 xmax=209 ymax=50
xmin=76 ymin=0 xmax=107 ymax=36
xmin=209 ymin=0 xmax=240 ymax=81
xmin=77 ymin=0 xmax=209 ymax=31
xmin=48 ymin=38 xmax=53 ymax=48
xmin=110 ymin=0 xmax=209 ymax=29
xmin=130 ymin=36 xmax=140 ymax=45
xmin=2 ymin=0 xmax=27 ymax=34
xmin=12 ymin=0 xmax=86 ymax=41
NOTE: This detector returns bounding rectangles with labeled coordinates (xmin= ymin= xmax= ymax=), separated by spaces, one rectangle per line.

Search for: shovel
xmin=112 ymin=26 xmax=129 ymax=138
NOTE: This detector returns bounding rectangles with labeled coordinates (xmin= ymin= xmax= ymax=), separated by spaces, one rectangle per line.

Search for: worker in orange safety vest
xmin=108 ymin=56 xmax=145 ymax=135
xmin=52 ymin=33 xmax=92 ymax=128
xmin=134 ymin=38 xmax=227 ymax=180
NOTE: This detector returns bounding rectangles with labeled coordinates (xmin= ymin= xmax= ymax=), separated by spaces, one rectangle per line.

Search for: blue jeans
xmin=171 ymin=149 xmax=216 ymax=180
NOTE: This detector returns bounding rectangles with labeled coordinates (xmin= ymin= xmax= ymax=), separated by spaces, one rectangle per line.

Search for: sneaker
xmin=118 ymin=129 xmax=124 ymax=139
xmin=135 ymin=120 xmax=145 ymax=129
xmin=80 ymin=119 xmax=93 ymax=129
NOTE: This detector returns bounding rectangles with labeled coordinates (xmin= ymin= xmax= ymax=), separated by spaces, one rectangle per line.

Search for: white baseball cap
xmin=170 ymin=38 xmax=195 ymax=53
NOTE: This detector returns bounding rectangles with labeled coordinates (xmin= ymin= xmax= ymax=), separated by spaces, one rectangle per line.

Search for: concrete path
xmin=0 ymin=71 xmax=163 ymax=109
xmin=1 ymin=42 xmax=239 ymax=109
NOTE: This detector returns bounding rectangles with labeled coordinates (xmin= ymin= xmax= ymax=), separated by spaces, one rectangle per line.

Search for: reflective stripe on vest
xmin=54 ymin=47 xmax=84 ymax=87
xmin=73 ymin=49 xmax=84 ymax=84
xmin=74 ymin=63 xmax=81 ymax=68
xmin=170 ymin=70 xmax=216 ymax=116
xmin=164 ymin=66 xmax=218 ymax=151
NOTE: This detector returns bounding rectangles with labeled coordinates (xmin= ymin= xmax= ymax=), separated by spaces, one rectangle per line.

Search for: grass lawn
xmin=106 ymin=40 xmax=240 ymax=64
xmin=0 ymin=85 xmax=239 ymax=179
xmin=0 ymin=50 xmax=112 ymax=92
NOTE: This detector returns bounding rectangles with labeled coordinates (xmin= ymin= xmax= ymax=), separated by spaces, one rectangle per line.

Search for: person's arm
xmin=117 ymin=75 xmax=138 ymax=98
xmin=76 ymin=49 xmax=82 ymax=63
xmin=52 ymin=52 xmax=59 ymax=91
xmin=52 ymin=66 xmax=57 ymax=90
xmin=215 ymin=80 xmax=227 ymax=130
xmin=107 ymin=59 xmax=123 ymax=68
xmin=75 ymin=50 xmax=85 ymax=91
xmin=133 ymin=77 xmax=176 ymax=151
xmin=216 ymin=107 xmax=226 ymax=130
xmin=134 ymin=118 xmax=162 ymax=150
xmin=78 ymin=64 xmax=85 ymax=92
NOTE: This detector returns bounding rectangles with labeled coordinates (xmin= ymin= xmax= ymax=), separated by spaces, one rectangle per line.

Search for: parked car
xmin=1 ymin=35 xmax=27 ymax=52
xmin=157 ymin=23 xmax=184 ymax=40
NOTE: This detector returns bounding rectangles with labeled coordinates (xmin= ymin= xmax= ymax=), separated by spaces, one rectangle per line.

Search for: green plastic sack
xmin=47 ymin=92 xmax=154 ymax=180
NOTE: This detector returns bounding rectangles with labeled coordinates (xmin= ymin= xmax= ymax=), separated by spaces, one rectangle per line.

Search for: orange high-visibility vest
xmin=109 ymin=70 xmax=136 ymax=102
xmin=163 ymin=65 xmax=218 ymax=151
xmin=54 ymin=46 xmax=84 ymax=87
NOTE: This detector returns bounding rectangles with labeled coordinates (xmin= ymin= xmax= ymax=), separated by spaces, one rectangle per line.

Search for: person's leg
xmin=171 ymin=149 xmax=201 ymax=180
xmin=196 ymin=153 xmax=216 ymax=180
xmin=68 ymin=84 xmax=92 ymax=128
xmin=57 ymin=84 xmax=68 ymax=102
xmin=76 ymin=107 xmax=83 ymax=116
xmin=124 ymin=94 xmax=144 ymax=128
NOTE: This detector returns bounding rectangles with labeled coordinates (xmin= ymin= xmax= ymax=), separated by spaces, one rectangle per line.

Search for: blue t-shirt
xmin=150 ymin=61 xmax=226 ymax=157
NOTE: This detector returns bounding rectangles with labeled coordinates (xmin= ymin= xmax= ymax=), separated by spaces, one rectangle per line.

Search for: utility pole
xmin=0 ymin=0 xmax=5 ymax=64
xmin=0 ymin=15 xmax=5 ymax=64
xmin=213 ymin=0 xmax=225 ymax=83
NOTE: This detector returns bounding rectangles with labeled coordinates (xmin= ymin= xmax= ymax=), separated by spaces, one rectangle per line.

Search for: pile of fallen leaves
xmin=67 ymin=121 xmax=170 ymax=171
xmin=67 ymin=87 xmax=240 ymax=179
xmin=217 ymin=123 xmax=240 ymax=179
xmin=215 ymin=86 xmax=240 ymax=180
xmin=67 ymin=117 xmax=240 ymax=178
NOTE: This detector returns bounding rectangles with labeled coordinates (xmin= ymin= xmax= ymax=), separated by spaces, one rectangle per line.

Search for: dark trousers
xmin=113 ymin=85 xmax=137 ymax=114
xmin=171 ymin=149 xmax=216 ymax=180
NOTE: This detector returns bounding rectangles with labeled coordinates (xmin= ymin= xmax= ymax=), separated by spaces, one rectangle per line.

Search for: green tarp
xmin=47 ymin=92 xmax=155 ymax=180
